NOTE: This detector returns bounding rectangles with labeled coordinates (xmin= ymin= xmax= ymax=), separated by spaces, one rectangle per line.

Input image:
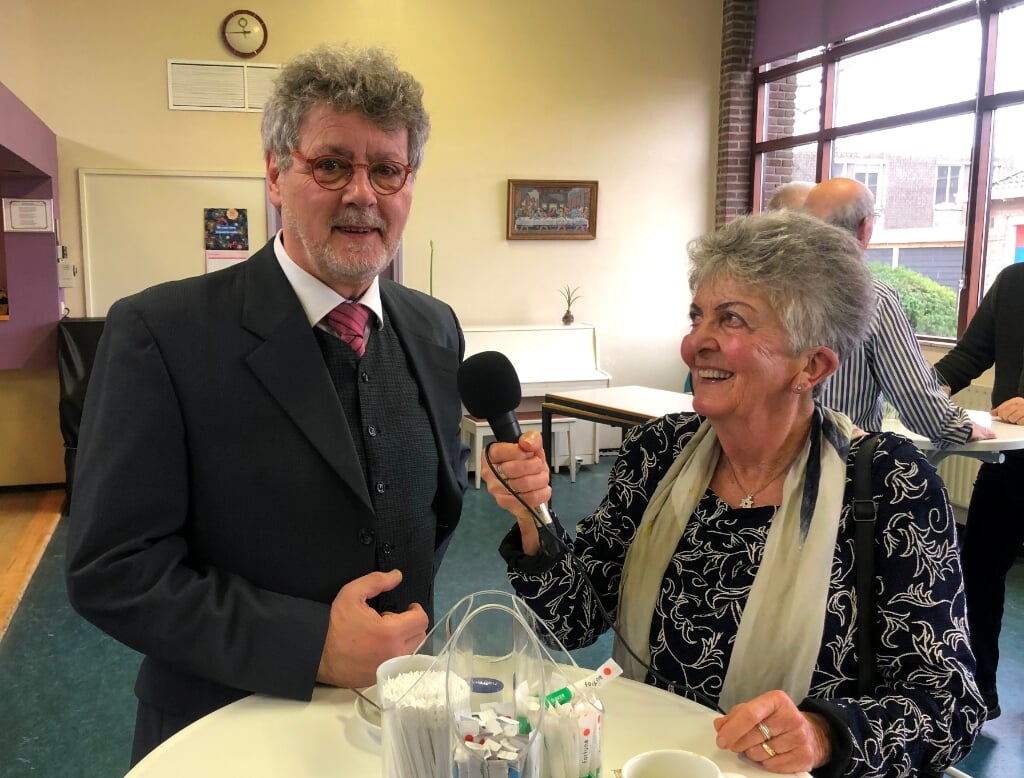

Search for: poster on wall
xmin=2 ymin=198 xmax=55 ymax=232
xmin=204 ymin=207 xmax=249 ymax=272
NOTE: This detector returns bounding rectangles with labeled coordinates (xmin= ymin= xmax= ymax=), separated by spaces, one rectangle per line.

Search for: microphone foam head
xmin=458 ymin=351 xmax=522 ymax=418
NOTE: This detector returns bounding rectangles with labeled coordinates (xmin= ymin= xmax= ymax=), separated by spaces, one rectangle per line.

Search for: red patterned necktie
xmin=325 ymin=302 xmax=371 ymax=356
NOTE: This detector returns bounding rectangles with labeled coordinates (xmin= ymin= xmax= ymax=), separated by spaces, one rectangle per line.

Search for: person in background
xmin=481 ymin=211 xmax=983 ymax=777
xmin=803 ymin=177 xmax=993 ymax=448
xmin=766 ymin=180 xmax=814 ymax=211
xmin=933 ymin=262 xmax=1024 ymax=721
xmin=65 ymin=45 xmax=468 ymax=764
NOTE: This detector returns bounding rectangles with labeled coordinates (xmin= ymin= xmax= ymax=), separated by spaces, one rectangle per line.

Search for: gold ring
xmin=761 ymin=741 xmax=777 ymax=759
xmin=493 ymin=464 xmax=506 ymax=480
xmin=757 ymin=721 xmax=772 ymax=742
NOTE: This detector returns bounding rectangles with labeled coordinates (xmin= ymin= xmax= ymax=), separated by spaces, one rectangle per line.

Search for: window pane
xmin=834 ymin=20 xmax=980 ymax=127
xmin=995 ymin=4 xmax=1024 ymax=93
xmin=984 ymin=103 xmax=1024 ymax=296
xmin=834 ymin=115 xmax=974 ymax=338
xmin=759 ymin=143 xmax=817 ymax=210
xmin=763 ymin=68 xmax=821 ymax=141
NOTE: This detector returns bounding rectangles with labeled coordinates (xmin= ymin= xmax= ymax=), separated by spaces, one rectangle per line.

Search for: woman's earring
xmin=795 ymin=383 xmax=806 ymax=393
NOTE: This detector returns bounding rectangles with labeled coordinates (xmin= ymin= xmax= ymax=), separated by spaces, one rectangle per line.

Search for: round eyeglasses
xmin=289 ymin=152 xmax=412 ymax=195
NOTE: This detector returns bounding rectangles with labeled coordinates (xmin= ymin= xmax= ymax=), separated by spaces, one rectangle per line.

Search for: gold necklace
xmin=723 ymin=454 xmax=794 ymax=509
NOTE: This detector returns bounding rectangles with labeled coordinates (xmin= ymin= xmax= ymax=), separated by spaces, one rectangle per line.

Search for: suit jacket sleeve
xmin=933 ymin=273 xmax=1000 ymax=397
xmin=66 ymin=296 xmax=328 ymax=703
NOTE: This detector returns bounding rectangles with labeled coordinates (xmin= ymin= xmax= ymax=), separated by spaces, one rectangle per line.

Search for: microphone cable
xmin=484 ymin=442 xmax=726 ymax=715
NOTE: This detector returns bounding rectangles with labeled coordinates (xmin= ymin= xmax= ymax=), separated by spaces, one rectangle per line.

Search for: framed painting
xmin=506 ymin=179 xmax=598 ymax=240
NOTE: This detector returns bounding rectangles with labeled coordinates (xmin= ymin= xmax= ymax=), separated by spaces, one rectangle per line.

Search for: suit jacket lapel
xmin=240 ymin=244 xmax=373 ymax=511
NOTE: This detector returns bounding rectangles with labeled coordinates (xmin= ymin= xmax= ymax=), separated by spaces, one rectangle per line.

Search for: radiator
xmin=938 ymin=384 xmax=992 ymax=509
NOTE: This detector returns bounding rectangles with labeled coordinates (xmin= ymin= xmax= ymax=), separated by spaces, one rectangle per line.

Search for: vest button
xmin=375 ymin=481 xmax=386 ymax=494
xmin=367 ymin=425 xmax=378 ymax=437
xmin=382 ymin=542 xmax=393 ymax=555
xmin=360 ymin=371 xmax=370 ymax=382
xmin=359 ymin=528 xmax=374 ymax=545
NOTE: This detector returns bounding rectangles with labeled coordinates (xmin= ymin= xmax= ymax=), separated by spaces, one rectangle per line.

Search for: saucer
xmin=354 ymin=685 xmax=381 ymax=741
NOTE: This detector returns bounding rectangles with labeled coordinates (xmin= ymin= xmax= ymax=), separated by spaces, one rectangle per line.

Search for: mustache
xmin=330 ymin=211 xmax=386 ymax=231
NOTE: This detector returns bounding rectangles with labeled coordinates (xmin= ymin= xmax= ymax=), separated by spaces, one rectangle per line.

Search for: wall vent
xmin=167 ymin=60 xmax=279 ymax=112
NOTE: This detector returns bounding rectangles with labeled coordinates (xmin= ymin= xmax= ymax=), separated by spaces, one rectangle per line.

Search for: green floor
xmin=1 ymin=460 xmax=1020 ymax=776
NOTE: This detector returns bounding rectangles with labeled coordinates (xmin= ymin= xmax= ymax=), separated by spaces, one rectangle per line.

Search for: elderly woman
xmin=481 ymin=211 xmax=984 ymax=778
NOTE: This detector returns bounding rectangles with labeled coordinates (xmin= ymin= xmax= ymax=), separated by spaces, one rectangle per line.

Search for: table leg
xmin=928 ymin=450 xmax=1005 ymax=466
xmin=542 ymin=405 xmax=553 ymax=469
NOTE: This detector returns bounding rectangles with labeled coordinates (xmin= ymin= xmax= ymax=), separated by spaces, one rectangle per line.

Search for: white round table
xmin=882 ymin=409 xmax=1024 ymax=464
xmin=126 ymin=675 xmax=808 ymax=777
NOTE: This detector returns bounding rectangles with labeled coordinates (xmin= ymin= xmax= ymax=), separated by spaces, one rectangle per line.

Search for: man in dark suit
xmin=66 ymin=45 xmax=468 ymax=764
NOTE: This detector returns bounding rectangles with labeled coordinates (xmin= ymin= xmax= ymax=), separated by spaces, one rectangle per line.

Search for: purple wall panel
xmin=0 ymin=82 xmax=58 ymax=181
xmin=0 ymin=80 xmax=60 ymax=370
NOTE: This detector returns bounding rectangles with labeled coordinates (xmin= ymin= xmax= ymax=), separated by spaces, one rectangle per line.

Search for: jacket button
xmin=382 ymin=542 xmax=393 ymax=555
xmin=367 ymin=425 xmax=378 ymax=437
xmin=359 ymin=528 xmax=374 ymax=545
xmin=375 ymin=481 xmax=386 ymax=494
xmin=361 ymin=371 xmax=370 ymax=382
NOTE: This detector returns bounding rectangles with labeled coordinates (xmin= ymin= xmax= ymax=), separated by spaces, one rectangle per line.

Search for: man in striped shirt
xmin=803 ymin=177 xmax=994 ymax=448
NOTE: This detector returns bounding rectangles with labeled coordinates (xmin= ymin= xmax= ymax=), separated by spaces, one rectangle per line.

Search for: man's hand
xmin=968 ymin=421 xmax=997 ymax=441
xmin=317 ymin=569 xmax=428 ymax=689
xmin=993 ymin=396 xmax=1024 ymax=425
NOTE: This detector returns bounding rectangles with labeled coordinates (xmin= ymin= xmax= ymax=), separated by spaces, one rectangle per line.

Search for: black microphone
xmin=457 ymin=350 xmax=556 ymax=527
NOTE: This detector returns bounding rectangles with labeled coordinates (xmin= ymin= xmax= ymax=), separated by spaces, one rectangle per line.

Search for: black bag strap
xmin=852 ymin=433 xmax=882 ymax=694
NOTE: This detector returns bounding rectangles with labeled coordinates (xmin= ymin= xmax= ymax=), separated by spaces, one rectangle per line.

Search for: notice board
xmin=80 ymin=169 xmax=271 ymax=316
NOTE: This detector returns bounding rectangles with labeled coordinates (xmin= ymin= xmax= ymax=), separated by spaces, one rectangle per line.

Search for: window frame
xmin=751 ymin=0 xmax=1024 ymax=338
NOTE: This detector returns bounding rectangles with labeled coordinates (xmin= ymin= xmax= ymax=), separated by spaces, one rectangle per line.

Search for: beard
xmin=282 ymin=202 xmax=396 ymax=290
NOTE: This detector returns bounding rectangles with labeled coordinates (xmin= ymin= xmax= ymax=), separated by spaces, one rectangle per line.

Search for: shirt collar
xmin=273 ymin=231 xmax=384 ymax=328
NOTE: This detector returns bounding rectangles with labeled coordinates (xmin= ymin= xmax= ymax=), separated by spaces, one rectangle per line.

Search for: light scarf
xmin=614 ymin=405 xmax=854 ymax=710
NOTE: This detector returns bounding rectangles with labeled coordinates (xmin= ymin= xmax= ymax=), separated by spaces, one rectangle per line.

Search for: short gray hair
xmin=687 ymin=211 xmax=875 ymax=366
xmin=767 ymin=181 xmax=814 ymax=211
xmin=261 ymin=45 xmax=430 ymax=172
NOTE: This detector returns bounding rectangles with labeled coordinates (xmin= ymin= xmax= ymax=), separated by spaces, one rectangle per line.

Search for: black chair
xmin=56 ymin=318 xmax=105 ymax=506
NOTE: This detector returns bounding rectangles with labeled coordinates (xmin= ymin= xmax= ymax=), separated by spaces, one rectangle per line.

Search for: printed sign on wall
xmin=204 ymin=207 xmax=249 ymax=272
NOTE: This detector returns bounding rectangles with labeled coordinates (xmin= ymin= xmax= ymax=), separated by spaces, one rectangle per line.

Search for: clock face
xmin=221 ymin=10 xmax=267 ymax=58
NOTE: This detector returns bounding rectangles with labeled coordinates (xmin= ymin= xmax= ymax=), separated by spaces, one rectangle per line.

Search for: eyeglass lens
xmin=310 ymin=157 xmax=408 ymax=194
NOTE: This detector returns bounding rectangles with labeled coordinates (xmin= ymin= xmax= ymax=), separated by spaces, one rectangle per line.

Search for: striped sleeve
xmin=820 ymin=279 xmax=971 ymax=448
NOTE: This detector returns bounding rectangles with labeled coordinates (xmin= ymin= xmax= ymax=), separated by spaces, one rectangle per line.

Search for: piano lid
xmin=463 ymin=323 xmax=610 ymax=385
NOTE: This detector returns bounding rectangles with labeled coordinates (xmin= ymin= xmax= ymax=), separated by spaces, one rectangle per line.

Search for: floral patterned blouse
xmin=503 ymin=413 xmax=984 ymax=778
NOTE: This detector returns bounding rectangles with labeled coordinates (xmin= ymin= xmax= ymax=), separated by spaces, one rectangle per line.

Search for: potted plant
xmin=559 ymin=285 xmax=582 ymax=325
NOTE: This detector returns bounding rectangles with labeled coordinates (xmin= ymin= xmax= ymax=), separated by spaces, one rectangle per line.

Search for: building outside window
xmin=753 ymin=0 xmax=1024 ymax=340
xmin=936 ymin=163 xmax=968 ymax=205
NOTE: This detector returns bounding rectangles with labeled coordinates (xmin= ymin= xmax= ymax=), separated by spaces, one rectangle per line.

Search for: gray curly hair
xmin=261 ymin=45 xmax=430 ymax=172
xmin=687 ymin=210 xmax=875 ymax=365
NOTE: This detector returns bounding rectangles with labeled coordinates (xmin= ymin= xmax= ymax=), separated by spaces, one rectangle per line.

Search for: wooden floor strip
xmin=0 ymin=490 xmax=64 ymax=641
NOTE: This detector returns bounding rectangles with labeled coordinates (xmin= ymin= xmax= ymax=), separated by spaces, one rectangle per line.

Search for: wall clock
xmin=221 ymin=10 xmax=268 ymax=58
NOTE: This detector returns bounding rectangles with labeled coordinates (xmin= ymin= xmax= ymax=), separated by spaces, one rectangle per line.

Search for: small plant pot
xmin=562 ymin=309 xmax=575 ymax=325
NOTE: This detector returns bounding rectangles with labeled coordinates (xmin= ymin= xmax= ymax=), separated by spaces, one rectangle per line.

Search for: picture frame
xmin=506 ymin=179 xmax=598 ymax=240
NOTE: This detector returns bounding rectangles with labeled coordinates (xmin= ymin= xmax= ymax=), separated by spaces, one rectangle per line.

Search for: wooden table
xmin=541 ymin=385 xmax=694 ymax=462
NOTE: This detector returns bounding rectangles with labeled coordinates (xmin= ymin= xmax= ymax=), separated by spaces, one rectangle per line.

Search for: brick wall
xmin=715 ymin=0 xmax=757 ymax=228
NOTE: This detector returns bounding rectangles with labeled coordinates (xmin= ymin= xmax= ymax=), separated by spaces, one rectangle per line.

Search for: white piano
xmin=462 ymin=323 xmax=612 ymax=467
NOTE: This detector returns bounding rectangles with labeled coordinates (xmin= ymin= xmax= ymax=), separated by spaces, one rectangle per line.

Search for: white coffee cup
xmin=375 ymin=652 xmax=439 ymax=694
xmin=621 ymin=749 xmax=722 ymax=778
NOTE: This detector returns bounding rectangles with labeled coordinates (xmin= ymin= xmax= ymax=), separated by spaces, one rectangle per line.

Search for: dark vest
xmin=316 ymin=319 xmax=440 ymax=618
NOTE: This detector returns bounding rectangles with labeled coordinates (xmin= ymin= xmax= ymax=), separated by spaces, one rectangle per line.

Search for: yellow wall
xmin=0 ymin=0 xmax=723 ymax=484
xmin=0 ymin=370 xmax=64 ymax=485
